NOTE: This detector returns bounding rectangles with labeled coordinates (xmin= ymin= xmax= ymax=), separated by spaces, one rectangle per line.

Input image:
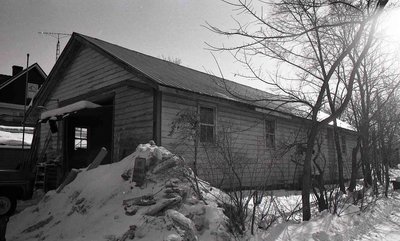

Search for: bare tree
xmin=206 ymin=0 xmax=389 ymax=220
xmin=160 ymin=55 xmax=182 ymax=65
xmin=169 ymin=109 xmax=203 ymax=201
xmin=346 ymin=41 xmax=400 ymax=192
xmin=375 ymin=96 xmax=399 ymax=196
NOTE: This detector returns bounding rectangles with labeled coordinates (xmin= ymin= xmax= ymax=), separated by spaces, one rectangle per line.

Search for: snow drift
xmin=7 ymin=143 xmax=231 ymax=241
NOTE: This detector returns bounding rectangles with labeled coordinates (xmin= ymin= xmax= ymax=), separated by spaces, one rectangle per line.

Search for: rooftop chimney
xmin=12 ymin=65 xmax=23 ymax=76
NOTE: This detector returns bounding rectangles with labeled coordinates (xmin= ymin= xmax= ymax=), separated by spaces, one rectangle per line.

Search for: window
xmin=341 ymin=135 xmax=346 ymax=154
xmin=74 ymin=127 xmax=88 ymax=150
xmin=199 ymin=106 xmax=215 ymax=143
xmin=265 ymin=119 xmax=276 ymax=147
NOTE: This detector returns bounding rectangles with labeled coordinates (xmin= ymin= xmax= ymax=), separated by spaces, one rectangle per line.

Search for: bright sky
xmin=0 ymin=0 xmax=263 ymax=88
xmin=1 ymin=1 xmax=399 ymax=93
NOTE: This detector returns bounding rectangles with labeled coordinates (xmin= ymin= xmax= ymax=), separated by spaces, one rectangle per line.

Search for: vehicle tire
xmin=0 ymin=193 xmax=17 ymax=216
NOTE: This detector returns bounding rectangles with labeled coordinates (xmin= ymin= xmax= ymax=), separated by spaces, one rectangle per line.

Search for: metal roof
xmin=77 ymin=33 xmax=295 ymax=116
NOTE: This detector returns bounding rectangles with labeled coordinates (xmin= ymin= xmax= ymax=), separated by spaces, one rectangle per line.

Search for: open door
xmin=63 ymin=105 xmax=113 ymax=170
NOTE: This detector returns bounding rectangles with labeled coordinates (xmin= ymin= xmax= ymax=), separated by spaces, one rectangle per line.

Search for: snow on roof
xmin=291 ymin=104 xmax=356 ymax=131
xmin=317 ymin=112 xmax=356 ymax=131
xmin=40 ymin=100 xmax=101 ymax=120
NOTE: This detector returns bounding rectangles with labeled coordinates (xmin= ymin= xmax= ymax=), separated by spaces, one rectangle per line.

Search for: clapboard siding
xmin=162 ymin=93 xmax=300 ymax=188
xmin=161 ymin=92 xmax=358 ymax=189
xmin=324 ymin=128 xmax=359 ymax=182
xmin=50 ymin=47 xmax=136 ymax=101
xmin=113 ymin=86 xmax=154 ymax=161
xmin=39 ymin=45 xmax=138 ymax=163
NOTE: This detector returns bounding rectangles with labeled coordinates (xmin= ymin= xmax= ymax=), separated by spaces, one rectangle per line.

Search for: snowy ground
xmin=252 ymin=191 xmax=400 ymax=241
xmin=6 ymin=144 xmax=400 ymax=241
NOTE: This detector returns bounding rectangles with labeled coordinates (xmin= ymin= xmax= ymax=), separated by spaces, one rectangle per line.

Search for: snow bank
xmin=7 ymin=143 xmax=230 ymax=241
xmin=251 ymin=189 xmax=400 ymax=241
xmin=8 ymin=142 xmax=400 ymax=241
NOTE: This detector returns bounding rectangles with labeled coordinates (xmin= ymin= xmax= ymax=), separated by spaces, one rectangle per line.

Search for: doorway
xmin=63 ymin=101 xmax=113 ymax=170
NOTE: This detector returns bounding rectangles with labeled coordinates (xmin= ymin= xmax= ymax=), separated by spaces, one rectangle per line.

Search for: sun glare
xmin=379 ymin=7 xmax=400 ymax=50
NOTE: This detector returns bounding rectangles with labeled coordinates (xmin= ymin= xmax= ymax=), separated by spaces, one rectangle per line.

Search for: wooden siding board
xmin=113 ymin=86 xmax=154 ymax=161
xmin=161 ymin=92 xmax=314 ymax=188
xmin=38 ymin=44 xmax=156 ymax=166
xmin=50 ymin=47 xmax=136 ymax=102
xmin=161 ymin=91 xmax=358 ymax=189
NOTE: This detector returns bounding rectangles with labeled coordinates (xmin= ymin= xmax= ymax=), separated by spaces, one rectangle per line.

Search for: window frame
xmin=265 ymin=119 xmax=276 ymax=148
xmin=198 ymin=105 xmax=216 ymax=144
xmin=74 ymin=126 xmax=89 ymax=150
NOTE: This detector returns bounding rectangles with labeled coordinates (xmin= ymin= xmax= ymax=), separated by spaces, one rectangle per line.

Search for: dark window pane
xmin=266 ymin=134 xmax=274 ymax=147
xmin=265 ymin=120 xmax=276 ymax=147
xmin=206 ymin=126 xmax=214 ymax=142
xmin=200 ymin=107 xmax=214 ymax=124
xmin=200 ymin=125 xmax=214 ymax=143
xmin=265 ymin=120 xmax=274 ymax=133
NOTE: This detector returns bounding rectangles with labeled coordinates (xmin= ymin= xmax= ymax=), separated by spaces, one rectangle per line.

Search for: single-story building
xmin=30 ymin=33 xmax=359 ymax=190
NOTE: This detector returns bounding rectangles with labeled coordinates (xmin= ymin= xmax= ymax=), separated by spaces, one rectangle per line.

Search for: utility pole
xmin=38 ymin=32 xmax=71 ymax=61
xmin=22 ymin=53 xmax=29 ymax=152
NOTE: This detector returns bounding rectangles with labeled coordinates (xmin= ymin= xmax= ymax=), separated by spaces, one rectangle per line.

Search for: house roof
xmin=0 ymin=74 xmax=11 ymax=86
xmin=0 ymin=63 xmax=47 ymax=91
xmin=76 ymin=33 xmax=296 ymax=116
xmin=32 ymin=33 xmax=354 ymax=131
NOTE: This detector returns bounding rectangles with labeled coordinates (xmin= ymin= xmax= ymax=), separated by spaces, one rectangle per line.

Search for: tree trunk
xmin=384 ymin=158 xmax=390 ymax=197
xmin=360 ymin=124 xmax=373 ymax=186
xmin=348 ymin=139 xmax=360 ymax=192
xmin=332 ymin=123 xmax=346 ymax=193
xmin=302 ymin=126 xmax=318 ymax=221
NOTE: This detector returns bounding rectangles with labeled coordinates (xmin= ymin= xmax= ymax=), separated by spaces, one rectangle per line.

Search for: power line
xmin=38 ymin=32 xmax=71 ymax=61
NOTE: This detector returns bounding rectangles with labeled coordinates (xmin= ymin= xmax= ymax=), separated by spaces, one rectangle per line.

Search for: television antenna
xmin=38 ymin=32 xmax=71 ymax=61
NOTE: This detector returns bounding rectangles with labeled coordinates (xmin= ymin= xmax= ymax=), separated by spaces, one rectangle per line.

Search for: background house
xmin=0 ymin=64 xmax=46 ymax=169
xmin=32 ymin=33 xmax=359 ymax=190
xmin=0 ymin=64 xmax=46 ymax=126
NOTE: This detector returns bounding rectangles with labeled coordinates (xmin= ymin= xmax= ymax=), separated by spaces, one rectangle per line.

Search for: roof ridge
xmin=0 ymin=63 xmax=47 ymax=91
xmin=74 ymin=32 xmax=278 ymax=98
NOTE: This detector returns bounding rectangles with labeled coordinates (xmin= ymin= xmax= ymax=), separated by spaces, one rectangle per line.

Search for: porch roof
xmin=40 ymin=100 xmax=101 ymax=121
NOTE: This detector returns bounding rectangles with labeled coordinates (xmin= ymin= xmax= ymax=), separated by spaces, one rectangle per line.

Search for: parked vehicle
xmin=0 ymin=167 xmax=35 ymax=216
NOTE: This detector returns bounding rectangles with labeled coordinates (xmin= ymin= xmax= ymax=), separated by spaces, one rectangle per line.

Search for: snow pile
xmin=251 ymin=189 xmax=400 ymax=241
xmin=7 ymin=143 xmax=231 ymax=241
xmin=8 ymin=142 xmax=400 ymax=240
